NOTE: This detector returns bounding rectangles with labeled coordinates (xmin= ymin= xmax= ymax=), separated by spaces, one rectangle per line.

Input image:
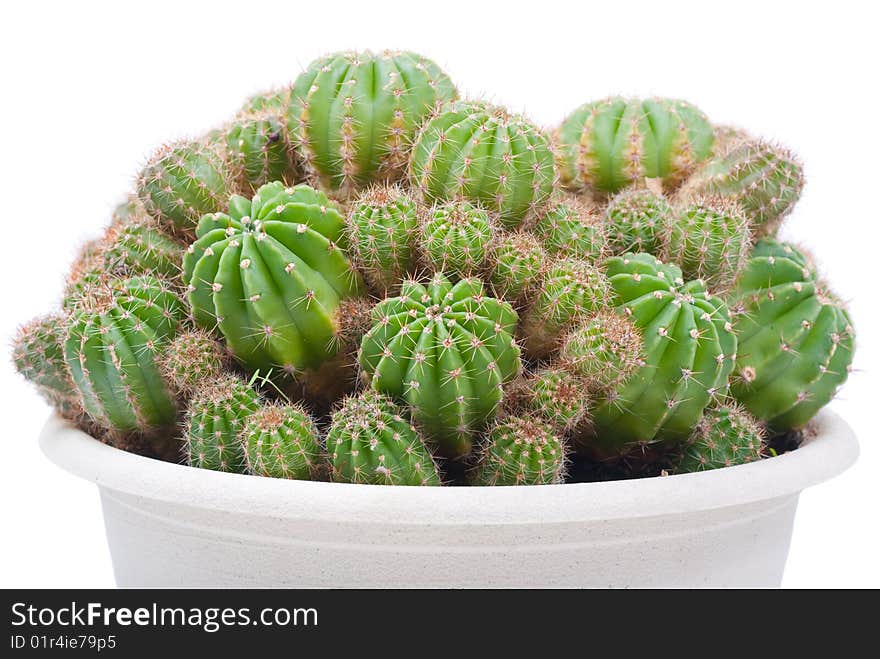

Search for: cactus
xmin=359 ymin=273 xmax=521 ymax=458
xmin=711 ymin=125 xmax=752 ymax=158
xmin=184 ymin=374 xmax=261 ymax=473
xmin=409 ymin=101 xmax=556 ymax=228
xmin=729 ymin=239 xmax=855 ymax=431
xmin=419 ymin=200 xmax=494 ymax=279
xmin=673 ymin=403 xmax=764 ymax=472
xmin=159 ymin=329 xmax=231 ymax=395
xmin=560 ymin=311 xmax=645 ymax=392
xmin=184 ymin=181 xmax=365 ymax=376
xmin=520 ymin=258 xmax=609 ymax=358
xmin=242 ymin=402 xmax=323 ymax=480
xmin=589 ymin=254 xmax=738 ymax=454
xmin=680 ymin=139 xmax=804 ymax=234
xmin=346 ymin=185 xmax=420 ymax=291
xmin=287 ymin=50 xmax=456 ymax=191
xmin=223 ymin=112 xmax=297 ymax=195
xmin=556 ymin=97 xmax=714 ymax=194
xmin=533 ymin=197 xmax=606 ymax=262
xmin=63 ymin=275 xmax=186 ymax=432
xmin=136 ymin=140 xmax=230 ymax=235
xmin=662 ymin=196 xmax=751 ymax=289
xmin=326 ymin=390 xmax=440 ymax=485
xmin=473 ymin=416 xmax=566 ymax=485
xmin=504 ymin=367 xmax=590 ymax=434
xmin=99 ymin=219 xmax=184 ymax=280
xmin=489 ymin=230 xmax=546 ymax=301
xmin=604 ymin=187 xmax=673 ymax=255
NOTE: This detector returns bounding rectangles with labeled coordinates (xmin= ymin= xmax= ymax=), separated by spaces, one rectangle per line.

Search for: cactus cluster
xmin=14 ymin=49 xmax=855 ymax=490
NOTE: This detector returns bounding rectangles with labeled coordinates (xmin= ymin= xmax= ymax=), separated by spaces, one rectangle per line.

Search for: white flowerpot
xmin=39 ymin=409 xmax=858 ymax=588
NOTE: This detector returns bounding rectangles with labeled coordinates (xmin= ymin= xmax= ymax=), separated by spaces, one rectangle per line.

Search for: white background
xmin=0 ymin=0 xmax=877 ymax=587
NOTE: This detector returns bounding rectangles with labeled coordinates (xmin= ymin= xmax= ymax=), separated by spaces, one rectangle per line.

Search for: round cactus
xmin=287 ymin=50 xmax=457 ymax=191
xmin=489 ymin=230 xmax=546 ymax=301
xmin=136 ymin=140 xmax=230 ymax=235
xmin=159 ymin=329 xmax=231 ymax=395
xmin=556 ymin=97 xmax=714 ymax=194
xmin=505 ymin=367 xmax=590 ymax=434
xmin=99 ymin=220 xmax=184 ymax=280
xmin=533 ymin=197 xmax=606 ymax=263
xmin=183 ymin=181 xmax=365 ymax=376
xmin=358 ymin=273 xmax=522 ymax=458
xmin=662 ymin=196 xmax=751 ymax=289
xmin=223 ymin=112 xmax=296 ymax=195
xmin=560 ymin=311 xmax=645 ymax=392
xmin=346 ymin=185 xmax=420 ymax=292
xmin=326 ymin=390 xmax=441 ymax=486
xmin=673 ymin=403 xmax=764 ymax=473
xmin=473 ymin=416 xmax=567 ymax=486
xmin=409 ymin=101 xmax=556 ymax=228
xmin=711 ymin=124 xmax=753 ymax=158
xmin=521 ymin=258 xmax=609 ymax=358
xmin=63 ymin=275 xmax=186 ymax=432
xmin=242 ymin=402 xmax=323 ymax=480
xmin=680 ymin=139 xmax=804 ymax=234
xmin=729 ymin=239 xmax=855 ymax=431
xmin=13 ymin=314 xmax=81 ymax=418
xmin=589 ymin=254 xmax=738 ymax=454
xmin=184 ymin=374 xmax=261 ymax=473
xmin=419 ymin=200 xmax=494 ymax=279
xmin=604 ymin=187 xmax=673 ymax=255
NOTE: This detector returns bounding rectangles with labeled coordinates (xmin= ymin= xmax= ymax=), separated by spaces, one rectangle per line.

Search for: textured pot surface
xmin=40 ymin=409 xmax=858 ymax=587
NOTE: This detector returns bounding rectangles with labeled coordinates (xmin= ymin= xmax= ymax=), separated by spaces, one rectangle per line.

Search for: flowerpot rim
xmin=39 ymin=408 xmax=858 ymax=525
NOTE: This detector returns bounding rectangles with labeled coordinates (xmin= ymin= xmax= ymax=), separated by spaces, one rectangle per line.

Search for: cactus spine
xmin=473 ymin=416 xmax=567 ymax=485
xmin=673 ymin=403 xmax=764 ymax=472
xmin=243 ymin=402 xmax=323 ymax=480
xmin=505 ymin=367 xmax=590 ymax=434
xmin=419 ymin=200 xmax=494 ymax=279
xmin=159 ymin=329 xmax=231 ymax=395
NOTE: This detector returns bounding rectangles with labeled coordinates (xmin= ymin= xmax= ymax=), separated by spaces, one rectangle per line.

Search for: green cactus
xmin=533 ymin=197 xmax=606 ymax=262
xmin=184 ymin=181 xmax=365 ymax=376
xmin=223 ymin=112 xmax=297 ymax=195
xmin=473 ymin=416 xmax=567 ymax=485
xmin=589 ymin=253 xmax=738 ymax=454
xmin=184 ymin=374 xmax=261 ymax=473
xmin=711 ymin=125 xmax=753 ymax=158
xmin=520 ymin=258 xmax=609 ymax=358
xmin=560 ymin=311 xmax=645 ymax=392
xmin=680 ymin=139 xmax=804 ymax=234
xmin=729 ymin=239 xmax=855 ymax=431
xmin=604 ymin=187 xmax=673 ymax=255
xmin=63 ymin=275 xmax=186 ymax=432
xmin=346 ymin=185 xmax=420 ymax=292
xmin=556 ymin=97 xmax=714 ymax=194
xmin=489 ymin=230 xmax=546 ymax=301
xmin=419 ymin=200 xmax=494 ymax=279
xmin=136 ymin=140 xmax=230 ymax=235
xmin=359 ymin=273 xmax=522 ymax=458
xmin=409 ymin=101 xmax=557 ymax=228
xmin=63 ymin=239 xmax=108 ymax=311
xmin=110 ymin=195 xmax=152 ymax=227
xmin=242 ymin=402 xmax=323 ymax=480
xmin=287 ymin=50 xmax=457 ymax=191
xmin=158 ymin=329 xmax=231 ymax=395
xmin=326 ymin=390 xmax=441 ymax=486
xmin=99 ymin=219 xmax=184 ymax=280
xmin=673 ymin=403 xmax=764 ymax=473
xmin=505 ymin=367 xmax=590 ymax=434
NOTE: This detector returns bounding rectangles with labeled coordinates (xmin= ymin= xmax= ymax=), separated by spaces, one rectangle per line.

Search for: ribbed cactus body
xmin=326 ymin=391 xmax=440 ymax=485
xmin=556 ymin=97 xmax=713 ymax=194
xmin=674 ymin=404 xmax=764 ymax=472
xmin=159 ymin=329 xmax=230 ymax=395
xmin=506 ymin=367 xmax=589 ymax=434
xmin=605 ymin=188 xmax=673 ymax=255
xmin=63 ymin=276 xmax=185 ymax=432
xmin=729 ymin=240 xmax=854 ymax=431
xmin=224 ymin=113 xmax=296 ymax=195
xmin=288 ymin=50 xmax=456 ymax=190
xmin=419 ymin=200 xmax=493 ymax=279
xmin=184 ymin=182 xmax=364 ymax=375
xmin=560 ymin=311 xmax=645 ymax=392
xmin=489 ymin=230 xmax=546 ymax=301
xmin=474 ymin=416 xmax=566 ymax=485
xmin=243 ymin=403 xmax=322 ymax=480
xmin=13 ymin=314 xmax=81 ymax=417
xmin=359 ymin=273 xmax=521 ymax=458
xmin=534 ymin=199 xmax=606 ymax=262
xmin=591 ymin=254 xmax=737 ymax=452
xmin=100 ymin=221 xmax=184 ymax=280
xmin=410 ymin=101 xmax=556 ymax=228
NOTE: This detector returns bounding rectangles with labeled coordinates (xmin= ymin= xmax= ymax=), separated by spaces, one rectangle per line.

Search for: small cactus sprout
xmin=63 ymin=275 xmax=186 ymax=432
xmin=184 ymin=374 xmax=261 ymax=473
xmin=409 ymin=101 xmax=557 ymax=228
xmin=505 ymin=367 xmax=590 ymax=434
xmin=159 ymin=329 xmax=231 ymax=395
xmin=136 ymin=140 xmax=230 ymax=235
xmin=326 ymin=390 xmax=441 ymax=486
xmin=223 ymin=112 xmax=297 ymax=195
xmin=556 ymin=97 xmax=714 ymax=194
xmin=419 ymin=200 xmax=494 ymax=279
xmin=662 ymin=196 xmax=751 ymax=289
xmin=346 ymin=185 xmax=420 ymax=291
xmin=473 ymin=416 xmax=567 ymax=486
xmin=12 ymin=314 xmax=81 ymax=418
xmin=521 ymin=258 xmax=609 ymax=358
xmin=711 ymin=125 xmax=753 ymax=158
xmin=532 ymin=197 xmax=606 ymax=263
xmin=110 ymin=194 xmax=152 ymax=228
xmin=63 ymin=239 xmax=108 ymax=311
xmin=288 ymin=50 xmax=457 ymax=191
xmin=489 ymin=230 xmax=546 ymax=301
xmin=674 ymin=403 xmax=765 ymax=473
xmin=359 ymin=273 xmax=522 ymax=458
xmin=680 ymin=139 xmax=804 ymax=234
xmin=560 ymin=311 xmax=645 ymax=392
xmin=604 ymin=187 xmax=674 ymax=255
xmin=99 ymin=219 xmax=184 ymax=280
xmin=183 ymin=181 xmax=365 ymax=376
xmin=242 ymin=402 xmax=323 ymax=480
xmin=729 ymin=239 xmax=855 ymax=432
